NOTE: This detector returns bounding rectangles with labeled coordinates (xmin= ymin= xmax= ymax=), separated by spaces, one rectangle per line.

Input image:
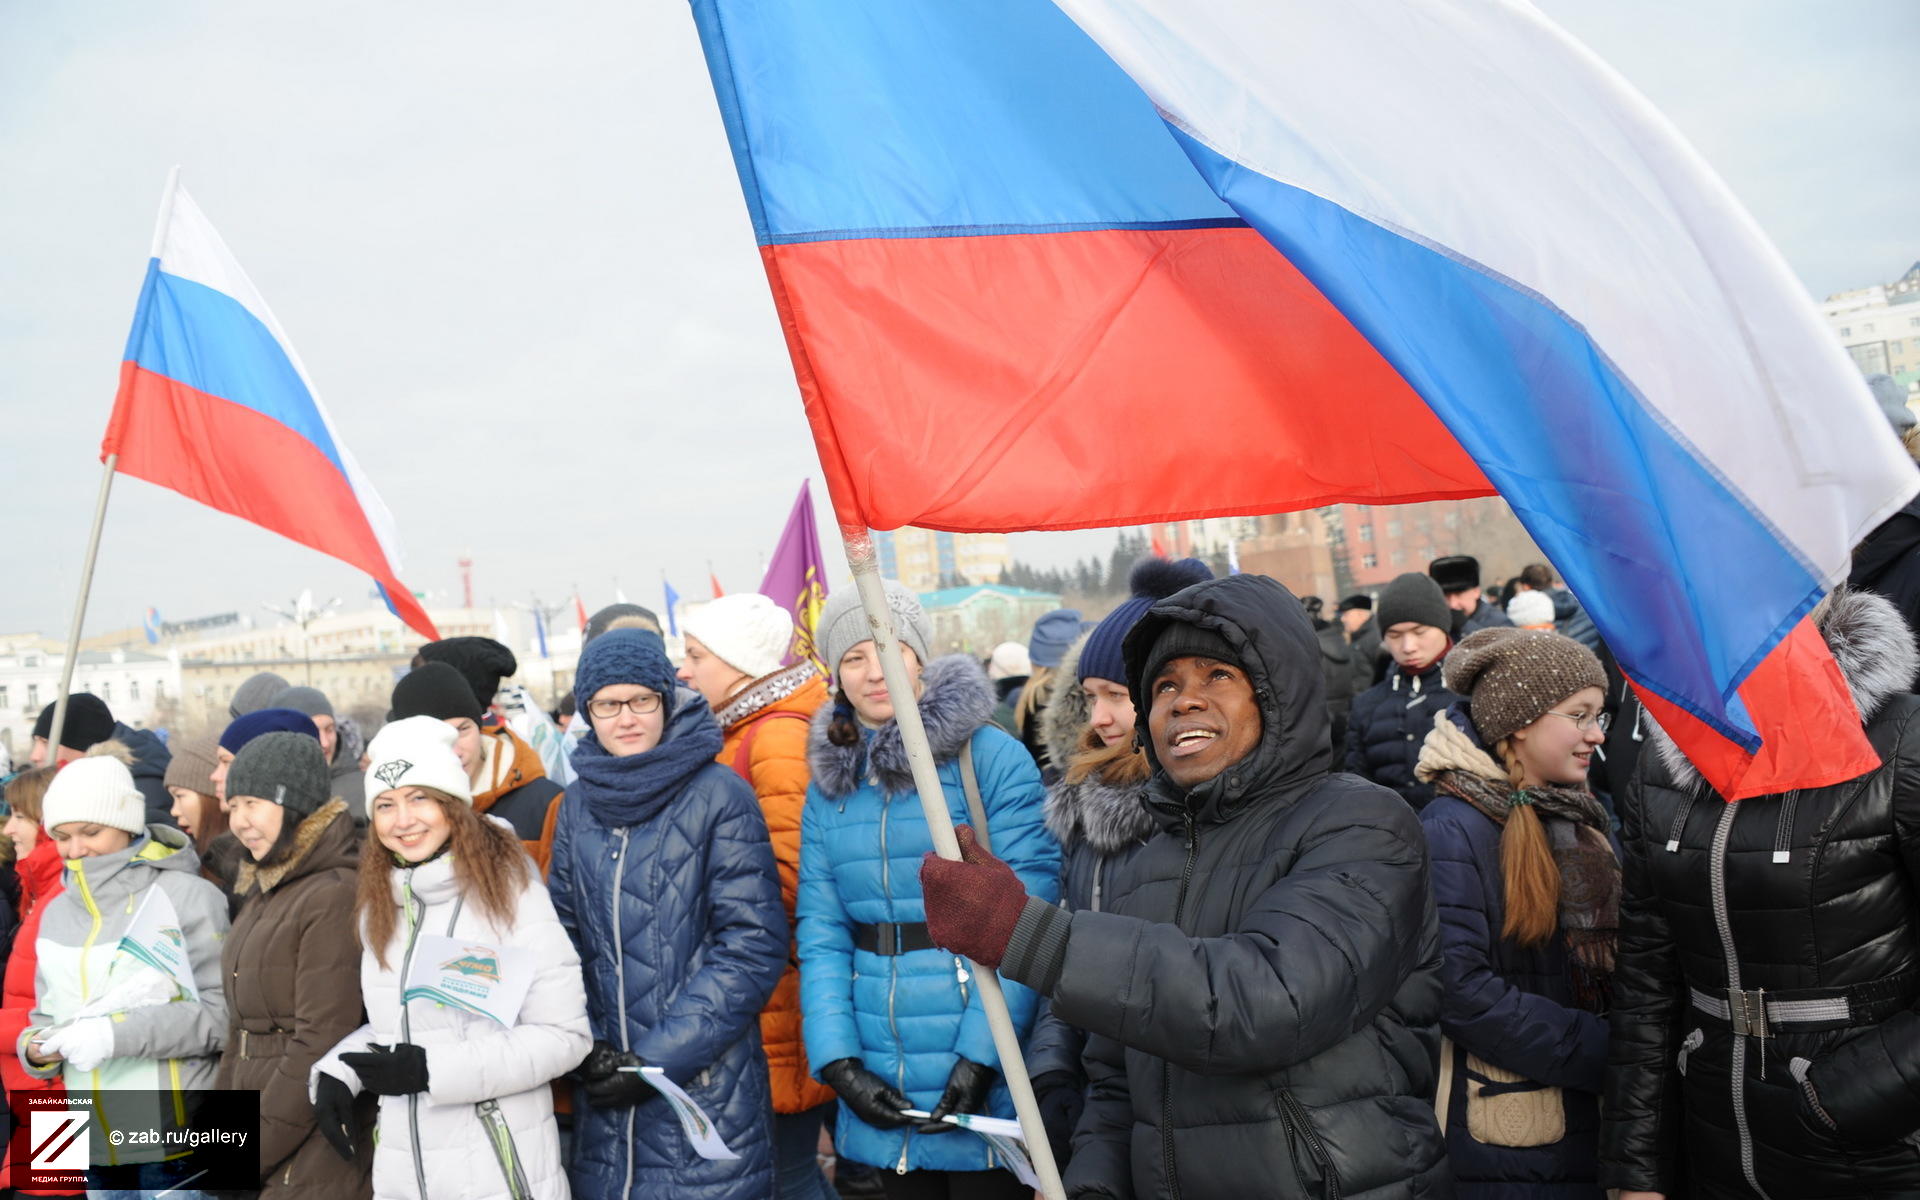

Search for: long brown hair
xmin=1493 ymin=738 xmax=1559 ymax=947
xmin=1063 ymin=724 xmax=1151 ymax=788
xmin=356 ymin=788 xmax=532 ymax=969
xmin=4 ymin=767 xmax=54 ymax=826
xmin=184 ymin=790 xmax=230 ymax=859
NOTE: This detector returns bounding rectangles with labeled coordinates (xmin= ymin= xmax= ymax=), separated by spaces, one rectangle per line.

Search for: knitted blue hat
xmin=1028 ymin=609 xmax=1086 ymax=669
xmin=219 ymin=707 xmax=320 ymax=754
xmin=573 ymin=628 xmax=677 ymax=713
xmin=1078 ymin=558 xmax=1214 ymax=685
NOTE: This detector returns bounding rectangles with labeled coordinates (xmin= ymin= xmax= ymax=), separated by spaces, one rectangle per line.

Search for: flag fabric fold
xmin=691 ymin=0 xmax=1919 ymax=800
xmin=757 ymin=481 xmax=831 ymax=672
xmin=102 ymin=179 xmax=439 ymax=640
xmin=663 ymin=579 xmax=682 ymax=638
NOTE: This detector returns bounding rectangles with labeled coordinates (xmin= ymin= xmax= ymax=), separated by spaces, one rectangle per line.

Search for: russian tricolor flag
xmin=691 ymin=0 xmax=1919 ymax=800
xmin=102 ymin=177 xmax=439 ymax=641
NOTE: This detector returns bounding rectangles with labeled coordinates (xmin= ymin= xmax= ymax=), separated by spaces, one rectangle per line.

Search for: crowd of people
xmin=2 ymin=509 xmax=1919 ymax=1199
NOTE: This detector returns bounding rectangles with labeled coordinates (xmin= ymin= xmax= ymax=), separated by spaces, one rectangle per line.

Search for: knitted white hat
xmin=42 ymin=756 xmax=147 ymax=835
xmin=682 ymin=593 xmax=796 ymax=681
xmin=1506 ymin=589 xmax=1557 ymax=629
xmin=364 ymin=716 xmax=474 ymax=806
xmin=987 ymin=642 xmax=1031 ymax=681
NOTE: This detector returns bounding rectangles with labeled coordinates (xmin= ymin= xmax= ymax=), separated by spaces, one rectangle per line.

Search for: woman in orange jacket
xmin=680 ymin=594 xmax=836 ymax=1200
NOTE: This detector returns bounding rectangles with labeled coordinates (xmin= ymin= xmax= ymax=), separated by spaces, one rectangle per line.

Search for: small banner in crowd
xmin=757 ymin=480 xmax=830 ymax=673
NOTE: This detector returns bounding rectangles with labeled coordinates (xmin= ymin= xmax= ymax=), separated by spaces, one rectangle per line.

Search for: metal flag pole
xmin=44 ymin=456 xmax=120 ymax=762
xmin=842 ymin=529 xmax=1067 ymax=1200
xmin=46 ymin=167 xmax=177 ymax=761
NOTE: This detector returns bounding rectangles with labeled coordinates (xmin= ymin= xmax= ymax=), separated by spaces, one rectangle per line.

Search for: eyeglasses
xmin=587 ymin=693 xmax=664 ymax=720
xmin=1544 ymin=709 xmax=1611 ymax=733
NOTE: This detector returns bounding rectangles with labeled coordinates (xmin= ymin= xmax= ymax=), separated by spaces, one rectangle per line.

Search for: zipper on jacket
xmin=1279 ymin=1089 xmax=1343 ymax=1200
xmin=1160 ymin=809 xmax=1200 ymax=1200
xmin=954 ymin=956 xmax=970 ymax=1008
xmin=1664 ymin=792 xmax=1698 ymax=852
xmin=1771 ymin=791 xmax=1801 ymax=864
xmin=396 ymin=870 xmax=430 ymax=1200
xmin=1708 ymin=801 xmax=1773 ymax=1199
xmin=1091 ymin=856 xmax=1105 ymax=913
xmin=73 ymin=862 xmax=103 ymax=1002
xmin=477 ymin=1098 xmax=533 ymax=1200
xmin=610 ymin=827 xmax=636 ymax=1199
xmin=879 ymin=792 xmax=911 ymax=1173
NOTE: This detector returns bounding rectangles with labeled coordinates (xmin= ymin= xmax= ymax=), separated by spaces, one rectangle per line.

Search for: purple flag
xmin=758 ymin=480 xmax=831 ymax=673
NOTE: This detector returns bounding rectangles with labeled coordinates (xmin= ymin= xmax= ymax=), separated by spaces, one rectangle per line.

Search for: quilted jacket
xmin=798 ymin=654 xmax=1060 ymax=1173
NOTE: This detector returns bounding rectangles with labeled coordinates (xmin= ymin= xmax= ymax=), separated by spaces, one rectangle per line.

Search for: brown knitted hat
xmin=162 ymin=732 xmax=221 ymax=798
xmin=1443 ymin=627 xmax=1606 ymax=744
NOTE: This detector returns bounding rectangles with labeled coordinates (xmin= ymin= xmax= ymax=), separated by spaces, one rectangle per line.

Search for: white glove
xmin=41 ymin=1017 xmax=116 ymax=1073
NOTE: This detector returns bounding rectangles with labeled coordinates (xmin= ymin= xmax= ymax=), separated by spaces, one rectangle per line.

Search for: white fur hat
xmin=42 ymin=756 xmax=147 ymax=836
xmin=1506 ymin=589 xmax=1558 ymax=629
xmin=682 ymin=593 xmax=796 ymax=681
xmin=365 ymin=716 xmax=473 ymax=806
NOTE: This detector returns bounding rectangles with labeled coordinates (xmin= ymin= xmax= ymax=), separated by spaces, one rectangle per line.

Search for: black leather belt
xmin=853 ymin=921 xmax=936 ymax=956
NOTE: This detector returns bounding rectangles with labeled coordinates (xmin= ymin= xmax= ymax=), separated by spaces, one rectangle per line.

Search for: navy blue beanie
xmin=220 ymin=707 xmax=320 ymax=754
xmin=1078 ymin=558 xmax=1215 ymax=685
xmin=1028 ymin=609 xmax=1086 ymax=669
xmin=573 ymin=628 xmax=677 ymax=713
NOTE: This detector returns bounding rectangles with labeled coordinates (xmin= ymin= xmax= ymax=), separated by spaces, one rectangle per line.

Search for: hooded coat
xmin=473 ymin=724 xmax=565 ymax=873
xmin=1601 ymin=589 xmax=1920 ymax=1199
xmin=798 ymin=654 xmax=1060 ymax=1174
xmin=0 ymin=837 xmax=65 ymax=1195
xmin=314 ymin=834 xmax=591 ymax=1200
xmin=713 ymin=664 xmax=838 ymax=1115
xmin=1000 ymin=573 xmax=1448 ymax=1200
xmin=115 ymin=722 xmax=176 ymax=829
xmin=1345 ymin=660 xmax=1463 ymax=811
xmin=550 ymin=688 xmax=788 ymax=1200
xmin=216 ymin=801 xmax=373 ymax=1198
xmin=1025 ymin=635 xmax=1156 ymax=1088
xmin=19 ymin=825 xmax=228 ymax=1167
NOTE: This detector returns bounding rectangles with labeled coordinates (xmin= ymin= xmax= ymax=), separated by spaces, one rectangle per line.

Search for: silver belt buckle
xmin=1728 ymin=988 xmax=1770 ymax=1038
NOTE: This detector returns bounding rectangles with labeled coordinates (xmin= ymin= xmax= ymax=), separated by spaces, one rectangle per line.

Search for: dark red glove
xmin=921 ymin=825 xmax=1029 ymax=969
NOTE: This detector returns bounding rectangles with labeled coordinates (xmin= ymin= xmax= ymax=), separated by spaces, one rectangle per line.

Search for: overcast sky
xmin=3 ymin=1 xmax=1913 ymax=638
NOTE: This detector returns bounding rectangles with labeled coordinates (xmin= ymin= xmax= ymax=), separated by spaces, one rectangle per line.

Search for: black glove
xmin=571 ymin=1039 xmax=657 ymax=1109
xmin=1032 ymin=1069 xmax=1085 ymax=1167
xmin=311 ymin=1072 xmax=359 ymax=1162
xmin=339 ymin=1042 xmax=430 ymax=1097
xmin=819 ymin=1057 xmax=913 ymax=1130
xmin=920 ymin=1057 xmax=997 ymax=1134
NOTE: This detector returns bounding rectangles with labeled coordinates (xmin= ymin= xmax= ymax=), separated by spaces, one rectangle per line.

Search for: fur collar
xmin=715 ymin=662 xmax=821 ymax=729
xmin=808 ymin=655 xmax=994 ymax=797
xmin=1043 ymin=769 xmax=1155 ymax=853
xmin=1647 ymin=587 xmax=1919 ymax=791
xmin=235 ymin=800 xmax=351 ymax=896
xmin=1039 ymin=632 xmax=1094 ymax=769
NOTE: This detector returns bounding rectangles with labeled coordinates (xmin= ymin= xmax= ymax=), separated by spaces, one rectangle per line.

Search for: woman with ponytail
xmin=1413 ymin=626 xmax=1617 ymax=1199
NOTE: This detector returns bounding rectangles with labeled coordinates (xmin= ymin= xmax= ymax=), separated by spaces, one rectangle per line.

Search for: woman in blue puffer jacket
xmin=548 ymin=628 xmax=788 ymax=1200
xmin=798 ymin=581 xmax=1060 ymax=1198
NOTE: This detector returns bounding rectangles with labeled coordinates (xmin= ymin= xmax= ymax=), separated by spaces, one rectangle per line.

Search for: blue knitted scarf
xmin=569 ymin=688 xmax=724 ymax=828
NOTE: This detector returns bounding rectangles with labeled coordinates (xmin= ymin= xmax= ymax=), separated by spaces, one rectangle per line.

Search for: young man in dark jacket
xmin=919 ymin=573 xmax=1448 ymax=1199
xmin=1346 ymin=572 xmax=1464 ymax=810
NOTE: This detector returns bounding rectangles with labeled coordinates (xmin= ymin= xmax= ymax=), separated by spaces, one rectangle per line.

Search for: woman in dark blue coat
xmin=549 ymin=629 xmax=787 ymax=1200
xmin=1414 ymin=627 xmax=1618 ymax=1199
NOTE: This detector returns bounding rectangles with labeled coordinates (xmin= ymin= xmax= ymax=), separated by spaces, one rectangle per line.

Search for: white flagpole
xmin=46 ymin=167 xmax=178 ymax=760
xmin=842 ymin=529 xmax=1066 ymax=1200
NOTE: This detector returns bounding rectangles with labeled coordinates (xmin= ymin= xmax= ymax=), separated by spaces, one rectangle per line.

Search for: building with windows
xmin=917 ymin=585 xmax=1064 ymax=658
xmin=1324 ymin=497 xmax=1542 ymax=596
xmin=874 ymin=528 xmax=1012 ymax=592
xmin=0 ymin=643 xmax=181 ymax=764
xmin=1824 ymin=262 xmax=1920 ymax=395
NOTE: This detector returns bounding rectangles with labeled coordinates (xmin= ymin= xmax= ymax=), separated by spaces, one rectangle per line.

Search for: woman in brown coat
xmin=215 ymin=731 xmax=373 ymax=1197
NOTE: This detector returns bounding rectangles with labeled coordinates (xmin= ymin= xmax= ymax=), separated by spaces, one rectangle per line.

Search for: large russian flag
xmin=690 ymin=0 xmax=1917 ymax=800
xmin=102 ymin=179 xmax=439 ymax=641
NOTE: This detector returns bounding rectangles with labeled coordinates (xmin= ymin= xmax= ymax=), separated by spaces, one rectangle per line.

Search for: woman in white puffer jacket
xmin=311 ymin=716 xmax=591 ymax=1200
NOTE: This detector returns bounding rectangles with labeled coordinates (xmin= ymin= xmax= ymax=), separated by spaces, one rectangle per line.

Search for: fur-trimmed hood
xmin=233 ymin=799 xmax=357 ymax=896
xmin=1039 ymin=632 xmax=1094 ymax=768
xmin=1043 ymin=768 xmax=1155 ymax=854
xmin=807 ymin=654 xmax=995 ymax=797
xmin=1647 ymin=587 xmax=1920 ymax=791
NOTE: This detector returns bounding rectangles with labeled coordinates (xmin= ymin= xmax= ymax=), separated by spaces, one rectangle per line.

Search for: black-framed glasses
xmin=587 ymin=693 xmax=664 ymax=720
xmin=1544 ymin=709 xmax=1611 ymax=733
